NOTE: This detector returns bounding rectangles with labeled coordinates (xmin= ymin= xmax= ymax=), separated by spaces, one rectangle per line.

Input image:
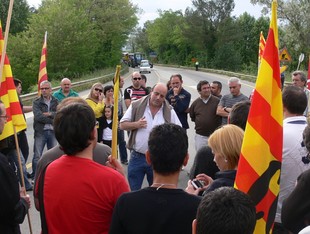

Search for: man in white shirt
xmin=274 ymin=86 xmax=310 ymax=233
xmin=120 ymin=83 xmax=181 ymax=190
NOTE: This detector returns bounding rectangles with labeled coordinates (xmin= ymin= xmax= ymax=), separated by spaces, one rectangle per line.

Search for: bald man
xmin=124 ymin=71 xmax=149 ymax=108
xmin=120 ymin=83 xmax=181 ymax=190
xmin=53 ymin=78 xmax=79 ymax=102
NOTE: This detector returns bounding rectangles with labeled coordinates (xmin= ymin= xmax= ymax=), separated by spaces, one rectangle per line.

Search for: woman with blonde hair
xmin=186 ymin=124 xmax=244 ymax=196
xmin=86 ymin=83 xmax=105 ymax=119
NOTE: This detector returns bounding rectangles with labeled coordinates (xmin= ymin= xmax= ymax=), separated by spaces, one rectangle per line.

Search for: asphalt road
xmin=20 ymin=65 xmax=255 ymax=233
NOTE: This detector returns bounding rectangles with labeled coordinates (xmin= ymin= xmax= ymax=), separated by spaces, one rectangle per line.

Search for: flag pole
xmin=13 ymin=126 xmax=33 ymax=234
xmin=0 ymin=0 xmax=14 ymax=90
xmin=111 ymin=65 xmax=121 ymax=159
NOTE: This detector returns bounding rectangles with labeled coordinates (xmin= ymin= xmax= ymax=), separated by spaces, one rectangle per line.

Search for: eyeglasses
xmin=133 ymin=77 xmax=141 ymax=81
xmin=40 ymin=87 xmax=50 ymax=90
xmin=0 ymin=115 xmax=9 ymax=120
xmin=94 ymin=88 xmax=103 ymax=93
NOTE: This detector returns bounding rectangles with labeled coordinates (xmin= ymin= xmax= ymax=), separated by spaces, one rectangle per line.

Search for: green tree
xmin=251 ymin=0 xmax=310 ymax=67
xmin=0 ymin=0 xmax=30 ymax=34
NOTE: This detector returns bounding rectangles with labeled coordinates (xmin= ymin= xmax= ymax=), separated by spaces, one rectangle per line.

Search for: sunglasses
xmin=133 ymin=77 xmax=141 ymax=81
xmin=40 ymin=87 xmax=50 ymax=90
xmin=94 ymin=88 xmax=103 ymax=93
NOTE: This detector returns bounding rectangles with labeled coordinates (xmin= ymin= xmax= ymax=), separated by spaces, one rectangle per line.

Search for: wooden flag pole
xmin=0 ymin=0 xmax=14 ymax=90
xmin=13 ymin=126 xmax=33 ymax=234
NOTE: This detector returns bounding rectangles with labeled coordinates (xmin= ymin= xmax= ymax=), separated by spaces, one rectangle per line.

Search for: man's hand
xmin=136 ymin=116 xmax=147 ymax=129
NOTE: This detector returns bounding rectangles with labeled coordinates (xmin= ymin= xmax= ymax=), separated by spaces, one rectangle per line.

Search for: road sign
xmin=279 ymin=47 xmax=292 ymax=62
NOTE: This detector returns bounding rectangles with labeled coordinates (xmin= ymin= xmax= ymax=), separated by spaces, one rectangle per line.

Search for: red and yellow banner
xmin=111 ymin=65 xmax=121 ymax=158
xmin=0 ymin=22 xmax=26 ymax=140
xmin=258 ymin=31 xmax=266 ymax=64
xmin=235 ymin=1 xmax=283 ymax=233
xmin=38 ymin=31 xmax=48 ymax=96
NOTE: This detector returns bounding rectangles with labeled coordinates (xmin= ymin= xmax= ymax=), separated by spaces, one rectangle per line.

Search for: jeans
xmin=128 ymin=150 xmax=153 ymax=191
xmin=118 ymin=129 xmax=128 ymax=162
xmin=32 ymin=130 xmax=57 ymax=176
xmin=7 ymin=149 xmax=33 ymax=190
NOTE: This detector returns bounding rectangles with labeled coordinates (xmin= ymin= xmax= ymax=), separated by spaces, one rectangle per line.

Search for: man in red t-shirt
xmin=40 ymin=102 xmax=129 ymax=234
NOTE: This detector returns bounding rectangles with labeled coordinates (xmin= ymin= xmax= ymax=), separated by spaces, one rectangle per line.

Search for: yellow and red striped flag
xmin=111 ymin=65 xmax=121 ymax=158
xmin=0 ymin=22 xmax=26 ymax=140
xmin=38 ymin=31 xmax=48 ymax=96
xmin=234 ymin=1 xmax=282 ymax=233
xmin=258 ymin=31 xmax=266 ymax=65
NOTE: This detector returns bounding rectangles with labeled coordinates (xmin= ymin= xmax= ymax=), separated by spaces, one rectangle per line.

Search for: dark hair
xmin=103 ymin=105 xmax=114 ymax=119
xmin=229 ymin=101 xmax=251 ymax=130
xmin=141 ymin=74 xmax=147 ymax=82
xmin=211 ymin=81 xmax=222 ymax=90
xmin=197 ymin=80 xmax=209 ymax=92
xmin=196 ymin=187 xmax=256 ymax=234
xmin=148 ymin=123 xmax=188 ymax=175
xmin=282 ymin=86 xmax=307 ymax=115
xmin=54 ymin=103 xmax=96 ymax=155
xmin=170 ymin=74 xmax=183 ymax=82
xmin=103 ymin=85 xmax=114 ymax=96
xmin=14 ymin=78 xmax=22 ymax=87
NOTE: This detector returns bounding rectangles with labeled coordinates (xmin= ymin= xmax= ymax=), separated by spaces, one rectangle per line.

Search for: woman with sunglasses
xmin=86 ymin=83 xmax=105 ymax=119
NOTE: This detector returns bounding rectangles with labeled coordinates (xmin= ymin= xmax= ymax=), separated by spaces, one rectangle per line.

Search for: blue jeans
xmin=118 ymin=129 xmax=128 ymax=162
xmin=128 ymin=150 xmax=153 ymax=191
xmin=32 ymin=130 xmax=57 ymax=176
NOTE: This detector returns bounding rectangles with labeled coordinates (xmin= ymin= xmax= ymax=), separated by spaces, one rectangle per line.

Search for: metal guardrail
xmin=20 ymin=68 xmax=128 ymax=103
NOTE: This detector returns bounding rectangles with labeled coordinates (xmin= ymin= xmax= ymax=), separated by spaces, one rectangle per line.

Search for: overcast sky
xmin=26 ymin=0 xmax=263 ymax=26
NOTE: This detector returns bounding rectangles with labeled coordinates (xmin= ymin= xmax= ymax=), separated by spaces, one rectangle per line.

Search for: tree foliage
xmin=6 ymin=0 xmax=138 ymax=91
xmin=0 ymin=0 xmax=30 ymax=34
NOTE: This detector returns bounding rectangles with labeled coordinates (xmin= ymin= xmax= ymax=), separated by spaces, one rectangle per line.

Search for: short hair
xmin=211 ymin=81 xmax=222 ymax=90
xmin=14 ymin=78 xmax=22 ymax=87
xmin=282 ymin=85 xmax=307 ymax=115
xmin=229 ymin=101 xmax=251 ymax=130
xmin=228 ymin=77 xmax=240 ymax=84
xmin=208 ymin=124 xmax=244 ymax=169
xmin=141 ymin=74 xmax=147 ymax=82
xmin=103 ymin=85 xmax=114 ymax=96
xmin=40 ymin=80 xmax=52 ymax=88
xmin=148 ymin=123 xmax=188 ymax=175
xmin=196 ymin=187 xmax=256 ymax=234
xmin=57 ymin=97 xmax=87 ymax=111
xmin=170 ymin=74 xmax=183 ymax=82
xmin=197 ymin=80 xmax=209 ymax=92
xmin=54 ymin=103 xmax=96 ymax=155
xmin=292 ymin=71 xmax=307 ymax=83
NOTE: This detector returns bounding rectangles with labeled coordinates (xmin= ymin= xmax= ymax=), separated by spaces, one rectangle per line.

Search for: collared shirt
xmin=200 ymin=94 xmax=211 ymax=104
xmin=121 ymin=100 xmax=181 ymax=154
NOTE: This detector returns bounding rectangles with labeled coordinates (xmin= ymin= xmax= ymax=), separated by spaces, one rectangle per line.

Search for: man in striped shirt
xmin=124 ymin=72 xmax=149 ymax=108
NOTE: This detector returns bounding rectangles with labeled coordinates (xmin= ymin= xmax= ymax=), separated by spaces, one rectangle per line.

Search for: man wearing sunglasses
xmin=124 ymin=72 xmax=149 ymax=108
xmin=30 ymin=81 xmax=59 ymax=179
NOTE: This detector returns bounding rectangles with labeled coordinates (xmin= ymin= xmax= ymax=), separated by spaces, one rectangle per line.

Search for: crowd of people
xmin=1 ymin=69 xmax=310 ymax=233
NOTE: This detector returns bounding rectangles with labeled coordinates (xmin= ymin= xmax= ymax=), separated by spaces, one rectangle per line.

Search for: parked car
xmin=139 ymin=62 xmax=151 ymax=73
